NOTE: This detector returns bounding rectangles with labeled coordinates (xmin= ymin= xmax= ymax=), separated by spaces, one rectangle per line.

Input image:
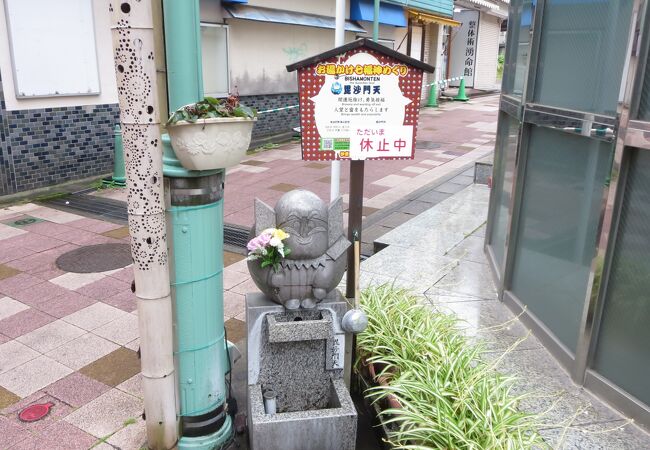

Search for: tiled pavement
xmin=0 ymin=97 xmax=500 ymax=449
xmin=92 ymin=95 xmax=499 ymax=229
xmin=356 ymin=184 xmax=650 ymax=449
xmin=0 ymin=203 xmax=252 ymax=449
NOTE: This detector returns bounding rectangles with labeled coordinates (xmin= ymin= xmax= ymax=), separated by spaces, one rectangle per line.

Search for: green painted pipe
xmin=162 ymin=1 xmax=232 ymax=449
xmin=112 ymin=124 xmax=126 ymax=183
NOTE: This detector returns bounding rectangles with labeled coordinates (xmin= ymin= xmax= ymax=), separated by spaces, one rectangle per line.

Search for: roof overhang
xmin=223 ymin=4 xmax=367 ymax=33
xmin=287 ymin=38 xmax=435 ymax=73
xmin=408 ymin=9 xmax=461 ymax=27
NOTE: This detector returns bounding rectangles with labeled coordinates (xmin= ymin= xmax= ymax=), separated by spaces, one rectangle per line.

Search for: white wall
xmin=0 ymin=0 xmax=118 ymax=111
xmin=474 ymin=12 xmax=500 ymax=90
xmin=228 ymin=20 xmax=359 ymax=95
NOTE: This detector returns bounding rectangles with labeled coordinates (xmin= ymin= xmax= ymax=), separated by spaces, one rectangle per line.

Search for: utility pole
xmin=330 ymin=0 xmax=346 ymax=201
xmin=109 ymin=1 xmax=178 ymax=449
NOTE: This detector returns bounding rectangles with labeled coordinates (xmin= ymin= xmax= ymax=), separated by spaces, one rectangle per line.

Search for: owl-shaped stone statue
xmin=247 ymin=189 xmax=350 ymax=309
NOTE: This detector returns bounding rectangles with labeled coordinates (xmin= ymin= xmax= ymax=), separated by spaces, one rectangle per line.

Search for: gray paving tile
xmin=413 ymin=190 xmax=451 ymax=204
xmin=446 ymin=235 xmax=488 ymax=264
xmin=434 ymin=300 xmax=542 ymax=352
xmin=540 ymin=421 xmax=650 ymax=449
xmin=398 ymin=200 xmax=436 ymax=215
xmin=362 ymin=246 xmax=457 ymax=286
xmin=430 ymin=259 xmax=497 ymax=300
xmin=433 ymin=181 xmax=467 ymax=194
xmin=378 ymin=212 xmax=416 ymax=228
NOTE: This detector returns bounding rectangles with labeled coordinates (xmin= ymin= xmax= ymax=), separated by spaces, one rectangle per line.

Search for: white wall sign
xmin=5 ymin=0 xmax=100 ymax=97
xmin=450 ymin=10 xmax=479 ymax=87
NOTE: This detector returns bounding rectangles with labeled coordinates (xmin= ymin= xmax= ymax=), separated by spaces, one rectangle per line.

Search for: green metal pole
xmin=373 ymin=0 xmax=379 ymax=42
xmin=162 ymin=1 xmax=232 ymax=449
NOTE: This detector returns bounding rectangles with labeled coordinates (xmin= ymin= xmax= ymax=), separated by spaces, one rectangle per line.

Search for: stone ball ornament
xmin=247 ymin=190 xmax=350 ymax=309
xmin=341 ymin=309 xmax=369 ymax=334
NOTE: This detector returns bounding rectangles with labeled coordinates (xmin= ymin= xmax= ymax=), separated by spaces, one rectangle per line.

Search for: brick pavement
xmin=0 ymin=96 xmax=498 ymax=449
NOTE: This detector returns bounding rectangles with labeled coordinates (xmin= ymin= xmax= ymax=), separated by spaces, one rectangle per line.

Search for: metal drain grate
xmin=43 ymin=193 xmax=251 ymax=249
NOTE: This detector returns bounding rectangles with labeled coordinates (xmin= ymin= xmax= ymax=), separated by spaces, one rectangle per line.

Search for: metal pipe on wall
xmin=109 ymin=1 xmax=178 ymax=448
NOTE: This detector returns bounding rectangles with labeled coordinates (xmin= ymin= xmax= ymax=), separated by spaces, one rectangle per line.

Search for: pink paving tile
xmin=4 ymin=394 xmax=72 ymax=435
xmin=8 ymin=234 xmax=66 ymax=253
xmin=107 ymin=267 xmax=134 ymax=283
xmin=53 ymin=229 xmax=100 ymax=245
xmin=32 ymin=268 xmax=66 ymax=281
xmin=1 ymin=390 xmax=46 ymax=415
xmin=37 ymin=421 xmax=98 ymax=450
xmin=36 ymin=292 xmax=97 ymax=318
xmin=103 ymin=290 xmax=137 ymax=312
xmin=75 ymin=277 xmax=130 ymax=301
xmin=0 ymin=333 xmax=10 ymax=344
xmin=0 ymin=416 xmax=28 ymax=449
xmin=0 ymin=309 xmax=55 ymax=338
xmin=21 ymin=222 xmax=73 ymax=237
xmin=45 ymin=372 xmax=111 ymax=408
xmin=0 ymin=273 xmax=43 ymax=297
xmin=12 ymin=282 xmax=69 ymax=308
xmin=67 ymin=218 xmax=122 ymax=234
xmin=0 ymin=243 xmax=35 ymax=264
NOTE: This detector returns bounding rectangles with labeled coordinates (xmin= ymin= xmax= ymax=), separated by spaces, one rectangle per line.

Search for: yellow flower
xmin=273 ymin=228 xmax=289 ymax=240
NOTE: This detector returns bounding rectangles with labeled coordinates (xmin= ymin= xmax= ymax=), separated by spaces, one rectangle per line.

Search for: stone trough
xmin=246 ymin=292 xmax=357 ymax=450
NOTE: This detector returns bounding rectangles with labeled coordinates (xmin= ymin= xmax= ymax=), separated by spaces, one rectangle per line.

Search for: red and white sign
xmin=295 ymin=47 xmax=426 ymax=161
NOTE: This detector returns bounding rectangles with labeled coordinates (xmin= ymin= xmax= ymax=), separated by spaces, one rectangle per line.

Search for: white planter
xmin=167 ymin=117 xmax=256 ymax=170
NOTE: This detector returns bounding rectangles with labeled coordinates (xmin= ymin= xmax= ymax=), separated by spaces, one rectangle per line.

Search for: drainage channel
xmin=42 ymin=193 xmax=251 ymax=251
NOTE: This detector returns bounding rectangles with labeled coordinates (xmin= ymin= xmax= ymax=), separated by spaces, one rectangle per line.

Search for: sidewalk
xmin=91 ymin=95 xmax=499 ymax=229
xmin=0 ymin=96 xmax=499 ymax=449
xmin=357 ymin=184 xmax=650 ymax=449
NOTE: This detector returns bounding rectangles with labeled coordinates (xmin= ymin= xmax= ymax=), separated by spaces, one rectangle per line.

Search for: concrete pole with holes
xmin=109 ymin=1 xmax=179 ymax=449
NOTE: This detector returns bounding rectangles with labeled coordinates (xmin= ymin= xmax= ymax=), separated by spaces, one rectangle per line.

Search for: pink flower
xmin=247 ymin=232 xmax=272 ymax=252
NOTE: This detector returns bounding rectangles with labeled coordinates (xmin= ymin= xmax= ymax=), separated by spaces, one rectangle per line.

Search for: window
xmin=201 ymin=23 xmax=230 ymax=97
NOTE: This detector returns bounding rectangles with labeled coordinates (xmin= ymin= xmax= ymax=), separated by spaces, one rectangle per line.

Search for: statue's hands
xmin=312 ymin=287 xmax=327 ymax=300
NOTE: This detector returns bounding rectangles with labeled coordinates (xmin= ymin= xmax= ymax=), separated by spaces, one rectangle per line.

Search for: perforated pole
xmin=109 ymin=2 xmax=178 ymax=448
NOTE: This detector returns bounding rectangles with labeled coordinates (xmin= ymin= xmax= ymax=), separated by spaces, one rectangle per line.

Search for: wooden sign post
xmin=287 ymin=38 xmax=434 ymax=300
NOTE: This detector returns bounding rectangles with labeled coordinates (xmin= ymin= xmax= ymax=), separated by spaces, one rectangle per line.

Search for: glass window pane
xmin=504 ymin=0 xmax=535 ymax=96
xmin=592 ymin=149 xmax=650 ymax=406
xmin=533 ymin=0 xmax=633 ymax=116
xmin=637 ymin=58 xmax=650 ymax=119
xmin=201 ymin=25 xmax=229 ymax=96
xmin=488 ymin=115 xmax=520 ymax=268
xmin=511 ymin=127 xmax=612 ymax=352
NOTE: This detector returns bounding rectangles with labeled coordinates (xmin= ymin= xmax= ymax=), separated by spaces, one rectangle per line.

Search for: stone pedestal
xmin=246 ymin=291 xmax=357 ymax=450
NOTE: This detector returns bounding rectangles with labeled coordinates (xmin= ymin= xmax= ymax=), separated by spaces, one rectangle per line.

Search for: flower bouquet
xmin=247 ymin=228 xmax=291 ymax=272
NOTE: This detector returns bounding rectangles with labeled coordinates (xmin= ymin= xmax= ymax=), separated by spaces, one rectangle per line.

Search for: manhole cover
xmin=56 ymin=243 xmax=132 ymax=273
xmin=19 ymin=402 xmax=53 ymax=422
xmin=416 ymin=141 xmax=441 ymax=150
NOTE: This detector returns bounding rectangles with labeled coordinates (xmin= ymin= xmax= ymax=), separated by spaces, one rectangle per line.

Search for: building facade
xmin=449 ymin=0 xmax=507 ymax=90
xmin=0 ymin=0 xmax=454 ymax=197
xmin=486 ymin=0 xmax=650 ymax=429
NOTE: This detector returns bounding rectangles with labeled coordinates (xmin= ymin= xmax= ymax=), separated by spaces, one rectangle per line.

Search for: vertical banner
xmin=450 ymin=10 xmax=479 ymax=87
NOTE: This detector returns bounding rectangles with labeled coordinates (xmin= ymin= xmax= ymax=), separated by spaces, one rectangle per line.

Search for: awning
xmin=350 ymin=0 xmax=407 ymax=27
xmin=462 ymin=0 xmax=501 ymax=9
xmin=408 ymin=9 xmax=461 ymax=27
xmin=223 ymin=4 xmax=367 ymax=33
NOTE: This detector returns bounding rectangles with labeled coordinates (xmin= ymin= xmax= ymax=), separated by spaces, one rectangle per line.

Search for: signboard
xmin=450 ymin=10 xmax=479 ymax=88
xmin=289 ymin=40 xmax=430 ymax=161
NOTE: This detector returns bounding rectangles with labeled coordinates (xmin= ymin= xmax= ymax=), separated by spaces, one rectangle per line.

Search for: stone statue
xmin=248 ymin=189 xmax=350 ymax=309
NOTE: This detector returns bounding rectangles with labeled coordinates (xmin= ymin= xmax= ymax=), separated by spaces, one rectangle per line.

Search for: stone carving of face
xmin=275 ymin=190 xmax=329 ymax=260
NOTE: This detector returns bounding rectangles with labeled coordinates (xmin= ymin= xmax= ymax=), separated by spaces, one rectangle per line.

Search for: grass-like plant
xmin=357 ymin=284 xmax=547 ymax=449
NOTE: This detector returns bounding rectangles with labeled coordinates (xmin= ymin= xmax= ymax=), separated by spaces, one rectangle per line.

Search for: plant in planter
xmin=357 ymin=284 xmax=547 ymax=449
xmin=166 ymin=94 xmax=257 ymax=170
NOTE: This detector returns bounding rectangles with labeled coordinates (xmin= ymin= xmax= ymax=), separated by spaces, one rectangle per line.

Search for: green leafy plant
xmin=357 ymin=284 xmax=546 ymax=449
xmin=166 ymin=93 xmax=256 ymax=126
